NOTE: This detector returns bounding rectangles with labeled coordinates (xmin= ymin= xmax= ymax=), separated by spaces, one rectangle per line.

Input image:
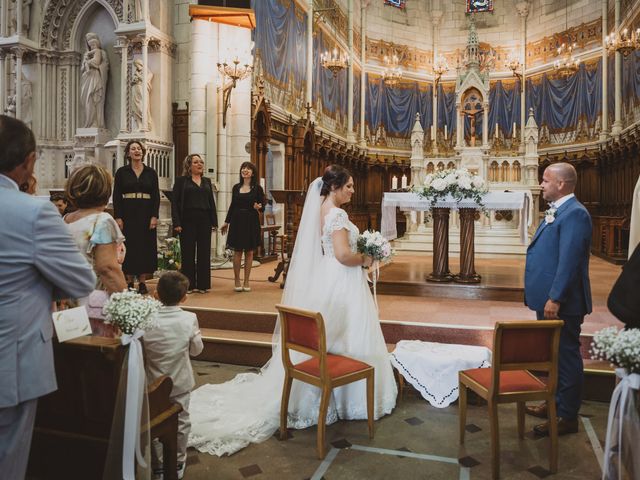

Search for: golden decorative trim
xmin=526 ymin=18 xmax=602 ymax=65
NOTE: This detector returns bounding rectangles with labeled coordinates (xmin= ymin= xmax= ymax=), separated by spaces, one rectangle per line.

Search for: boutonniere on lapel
xmin=544 ymin=207 xmax=557 ymax=224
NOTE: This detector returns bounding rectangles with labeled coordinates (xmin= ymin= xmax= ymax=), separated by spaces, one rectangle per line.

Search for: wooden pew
xmin=27 ymin=336 xmax=181 ymax=480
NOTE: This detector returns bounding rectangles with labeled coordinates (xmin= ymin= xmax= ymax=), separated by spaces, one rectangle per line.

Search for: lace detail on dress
xmin=321 ymin=208 xmax=359 ymax=258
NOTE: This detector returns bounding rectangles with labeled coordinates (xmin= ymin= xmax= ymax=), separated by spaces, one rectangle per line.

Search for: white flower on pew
xmin=103 ymin=290 xmax=161 ymax=335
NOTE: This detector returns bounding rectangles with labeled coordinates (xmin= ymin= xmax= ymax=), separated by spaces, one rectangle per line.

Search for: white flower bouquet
xmin=591 ymin=326 xmax=640 ymax=374
xmin=414 ymin=167 xmax=488 ymax=211
xmin=103 ymin=290 xmax=161 ymax=335
xmin=157 ymin=236 xmax=181 ymax=272
xmin=357 ymin=230 xmax=393 ymax=262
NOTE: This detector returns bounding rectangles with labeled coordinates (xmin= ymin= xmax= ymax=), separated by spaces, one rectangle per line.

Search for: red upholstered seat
xmin=296 ymin=355 xmax=372 ymax=379
xmin=462 ymin=368 xmax=547 ymax=393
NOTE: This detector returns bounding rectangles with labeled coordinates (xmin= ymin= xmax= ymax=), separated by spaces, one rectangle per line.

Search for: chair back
xmin=490 ymin=320 xmax=563 ymax=396
xmin=276 ymin=304 xmax=327 ymax=372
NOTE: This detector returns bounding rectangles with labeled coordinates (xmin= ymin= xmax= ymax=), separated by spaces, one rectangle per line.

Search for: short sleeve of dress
xmin=325 ymin=208 xmax=349 ymax=232
xmin=90 ymin=213 xmax=125 ymax=246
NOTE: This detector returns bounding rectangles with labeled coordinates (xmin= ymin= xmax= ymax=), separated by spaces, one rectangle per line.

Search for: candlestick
xmin=495 ymin=123 xmax=499 ymax=138
xmin=444 ymin=125 xmax=448 ymax=139
xmin=430 ymin=125 xmax=435 ymax=139
xmin=391 ymin=176 xmax=398 ymax=190
xmin=401 ymin=174 xmax=408 ymax=189
xmin=512 ymin=122 xmax=517 ymax=139
xmin=260 ymin=177 xmax=266 ymax=190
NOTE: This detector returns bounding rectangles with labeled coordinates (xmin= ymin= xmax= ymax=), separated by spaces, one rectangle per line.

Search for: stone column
xmin=359 ymin=2 xmax=367 ymax=147
xmin=123 ymin=0 xmax=129 ymax=22
xmin=16 ymin=0 xmax=22 ymax=36
xmin=0 ymin=0 xmax=7 ymax=37
xmin=0 ymin=50 xmax=5 ymax=114
xmin=516 ymin=2 xmax=528 ymax=147
xmin=612 ymin=0 xmax=622 ymax=136
xmin=141 ymin=36 xmax=150 ymax=132
xmin=118 ymin=37 xmax=129 ymax=133
xmin=144 ymin=0 xmax=150 ymax=22
xmin=306 ymin=0 xmax=314 ymax=121
xmin=347 ymin=0 xmax=355 ymax=143
xmin=14 ymin=48 xmax=23 ymax=120
xmin=600 ymin=0 xmax=609 ymax=140
xmin=456 ymin=106 xmax=463 ymax=148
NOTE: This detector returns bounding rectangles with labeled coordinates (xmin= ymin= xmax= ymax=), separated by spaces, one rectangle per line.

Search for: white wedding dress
xmin=188 ymin=178 xmax=397 ymax=456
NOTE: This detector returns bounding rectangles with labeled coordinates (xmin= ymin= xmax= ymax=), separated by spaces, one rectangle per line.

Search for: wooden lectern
xmin=268 ymin=189 xmax=305 ymax=288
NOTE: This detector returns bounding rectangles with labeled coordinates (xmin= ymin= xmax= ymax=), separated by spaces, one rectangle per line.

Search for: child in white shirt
xmin=144 ymin=271 xmax=203 ymax=479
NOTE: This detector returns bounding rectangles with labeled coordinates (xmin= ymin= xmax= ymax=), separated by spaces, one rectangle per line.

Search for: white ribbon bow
xmin=367 ymin=260 xmax=380 ymax=312
xmin=120 ymin=329 xmax=147 ymax=480
xmin=602 ymin=368 xmax=640 ymax=480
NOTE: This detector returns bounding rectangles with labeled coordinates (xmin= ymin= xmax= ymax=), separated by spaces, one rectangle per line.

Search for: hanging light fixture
xmin=605 ymin=27 xmax=640 ymax=56
xmin=382 ymin=54 xmax=402 ymax=86
xmin=217 ymin=57 xmax=253 ymax=127
xmin=433 ymin=55 xmax=449 ymax=91
xmin=321 ymin=46 xmax=348 ymax=76
xmin=554 ymin=0 xmax=581 ymax=77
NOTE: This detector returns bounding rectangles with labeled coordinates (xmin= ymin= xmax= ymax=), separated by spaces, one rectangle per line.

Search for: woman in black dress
xmin=171 ymin=154 xmax=218 ymax=293
xmin=113 ymin=140 xmax=160 ymax=294
xmin=221 ymin=161 xmax=265 ymax=292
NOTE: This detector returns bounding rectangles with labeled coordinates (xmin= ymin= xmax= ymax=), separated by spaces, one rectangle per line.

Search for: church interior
xmin=2 ymin=0 xmax=639 ymax=478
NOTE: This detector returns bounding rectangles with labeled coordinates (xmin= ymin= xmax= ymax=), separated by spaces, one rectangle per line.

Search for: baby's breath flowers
xmin=103 ymin=290 xmax=161 ymax=335
xmin=591 ymin=326 xmax=640 ymax=374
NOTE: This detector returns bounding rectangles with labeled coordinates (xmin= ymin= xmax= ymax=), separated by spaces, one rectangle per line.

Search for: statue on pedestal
xmin=131 ymin=59 xmax=153 ymax=131
xmin=80 ymin=33 xmax=109 ymax=129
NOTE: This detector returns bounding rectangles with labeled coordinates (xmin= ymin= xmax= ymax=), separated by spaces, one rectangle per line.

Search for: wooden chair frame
xmin=276 ymin=304 xmax=374 ymax=459
xmin=458 ymin=320 xmax=563 ymax=479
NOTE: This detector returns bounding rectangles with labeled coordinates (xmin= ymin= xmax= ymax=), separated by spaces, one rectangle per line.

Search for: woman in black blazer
xmin=220 ymin=161 xmax=265 ymax=292
xmin=171 ymin=154 xmax=218 ymax=293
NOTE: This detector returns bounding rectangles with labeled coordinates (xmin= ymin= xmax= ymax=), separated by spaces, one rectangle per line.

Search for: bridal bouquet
xmin=157 ymin=236 xmax=181 ymax=272
xmin=591 ymin=327 xmax=640 ymax=480
xmin=414 ymin=167 xmax=488 ymax=211
xmin=357 ymin=230 xmax=393 ymax=262
xmin=103 ymin=290 xmax=161 ymax=335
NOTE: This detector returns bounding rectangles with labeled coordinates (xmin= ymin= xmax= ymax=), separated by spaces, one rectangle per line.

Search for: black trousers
xmin=180 ymin=209 xmax=212 ymax=290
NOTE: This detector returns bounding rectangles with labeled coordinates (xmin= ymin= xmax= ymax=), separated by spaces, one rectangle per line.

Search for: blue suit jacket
xmin=524 ymin=196 xmax=592 ymax=317
xmin=0 ymin=175 xmax=96 ymax=408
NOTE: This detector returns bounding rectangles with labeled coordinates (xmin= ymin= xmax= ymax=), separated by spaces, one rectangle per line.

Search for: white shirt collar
xmin=550 ymin=193 xmax=575 ymax=209
xmin=0 ymin=173 xmax=19 ymax=190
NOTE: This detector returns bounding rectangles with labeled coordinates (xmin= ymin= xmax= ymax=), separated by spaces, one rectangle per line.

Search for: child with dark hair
xmin=49 ymin=192 xmax=68 ymax=216
xmin=143 ymin=271 xmax=203 ymax=479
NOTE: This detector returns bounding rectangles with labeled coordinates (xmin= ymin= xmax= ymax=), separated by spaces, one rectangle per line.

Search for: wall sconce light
xmin=505 ymin=57 xmax=523 ymax=92
xmin=433 ymin=55 xmax=449 ymax=94
xmin=217 ymin=57 xmax=253 ymax=128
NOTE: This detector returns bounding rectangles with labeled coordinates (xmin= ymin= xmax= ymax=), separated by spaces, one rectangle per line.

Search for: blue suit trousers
xmin=536 ymin=311 xmax=583 ymax=420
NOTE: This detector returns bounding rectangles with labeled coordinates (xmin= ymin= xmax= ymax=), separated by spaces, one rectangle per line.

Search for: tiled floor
xmin=182 ymin=361 xmax=609 ymax=480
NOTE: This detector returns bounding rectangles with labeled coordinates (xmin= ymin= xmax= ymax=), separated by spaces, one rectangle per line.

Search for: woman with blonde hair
xmin=171 ymin=154 xmax=218 ymax=293
xmin=64 ymin=164 xmax=127 ymax=336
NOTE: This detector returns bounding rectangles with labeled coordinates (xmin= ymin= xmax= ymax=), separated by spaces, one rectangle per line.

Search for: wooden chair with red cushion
xmin=275 ymin=304 xmax=375 ymax=459
xmin=458 ymin=320 xmax=564 ymax=480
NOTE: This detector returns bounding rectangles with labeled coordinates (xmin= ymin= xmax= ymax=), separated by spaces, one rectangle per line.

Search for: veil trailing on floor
xmin=188 ymin=178 xmax=325 ymax=456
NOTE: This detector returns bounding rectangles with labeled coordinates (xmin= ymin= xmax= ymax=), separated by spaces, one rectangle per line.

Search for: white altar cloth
xmin=390 ymin=340 xmax=492 ymax=408
xmin=381 ymin=190 xmax=532 ymax=243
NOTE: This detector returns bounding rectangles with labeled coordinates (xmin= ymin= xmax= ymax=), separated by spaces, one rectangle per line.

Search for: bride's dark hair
xmin=320 ymin=164 xmax=351 ymax=196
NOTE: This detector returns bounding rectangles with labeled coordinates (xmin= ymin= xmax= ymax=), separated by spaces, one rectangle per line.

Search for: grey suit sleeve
xmin=33 ymin=201 xmax=97 ymax=299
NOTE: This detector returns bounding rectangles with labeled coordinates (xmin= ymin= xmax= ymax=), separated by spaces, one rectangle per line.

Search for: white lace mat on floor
xmin=390 ymin=340 xmax=491 ymax=408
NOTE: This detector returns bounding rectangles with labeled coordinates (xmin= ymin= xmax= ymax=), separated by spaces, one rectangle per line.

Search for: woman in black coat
xmin=220 ymin=161 xmax=265 ymax=292
xmin=113 ymin=140 xmax=160 ymax=294
xmin=171 ymin=154 xmax=218 ymax=293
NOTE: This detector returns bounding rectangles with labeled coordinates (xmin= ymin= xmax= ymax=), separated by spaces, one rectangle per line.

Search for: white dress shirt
xmin=550 ymin=193 xmax=575 ymax=209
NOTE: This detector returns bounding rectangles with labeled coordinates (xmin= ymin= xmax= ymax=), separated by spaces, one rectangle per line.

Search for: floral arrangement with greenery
xmin=157 ymin=236 xmax=181 ymax=272
xmin=413 ymin=167 xmax=488 ymax=211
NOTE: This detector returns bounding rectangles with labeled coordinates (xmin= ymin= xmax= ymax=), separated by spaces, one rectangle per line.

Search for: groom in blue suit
xmin=524 ymin=162 xmax=592 ymax=436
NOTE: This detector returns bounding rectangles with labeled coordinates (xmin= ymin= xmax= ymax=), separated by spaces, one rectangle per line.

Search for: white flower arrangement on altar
xmin=357 ymin=230 xmax=393 ymax=262
xmin=413 ymin=168 xmax=489 ymax=211
xmin=103 ymin=290 xmax=161 ymax=335
xmin=591 ymin=326 xmax=640 ymax=374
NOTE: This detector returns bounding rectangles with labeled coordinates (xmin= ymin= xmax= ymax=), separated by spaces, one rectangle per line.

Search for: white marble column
xmin=118 ymin=37 xmax=129 ymax=133
xmin=16 ymin=0 xmax=22 ymax=37
xmin=516 ymin=2 xmax=528 ymax=146
xmin=141 ymin=37 xmax=150 ymax=132
xmin=306 ymin=0 xmax=313 ymax=120
xmin=123 ymin=0 xmax=129 ymax=22
xmin=482 ymin=101 xmax=489 ymax=147
xmin=347 ymin=0 xmax=355 ymax=143
xmin=14 ymin=48 xmax=23 ymax=120
xmin=359 ymin=2 xmax=366 ymax=147
xmin=612 ymin=0 xmax=622 ymax=136
xmin=144 ymin=0 xmax=150 ymax=22
xmin=600 ymin=0 xmax=608 ymax=140
xmin=456 ymin=107 xmax=463 ymax=148
xmin=0 ymin=0 xmax=7 ymax=37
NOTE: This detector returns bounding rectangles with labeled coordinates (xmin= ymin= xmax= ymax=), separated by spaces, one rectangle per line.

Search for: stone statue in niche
xmin=80 ymin=32 xmax=109 ymax=129
xmin=131 ymin=59 xmax=153 ymax=131
xmin=22 ymin=77 xmax=32 ymax=129
xmin=8 ymin=0 xmax=32 ymax=35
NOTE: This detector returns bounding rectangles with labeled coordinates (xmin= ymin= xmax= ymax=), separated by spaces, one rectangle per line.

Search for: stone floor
xmin=182 ymin=361 xmax=608 ymax=480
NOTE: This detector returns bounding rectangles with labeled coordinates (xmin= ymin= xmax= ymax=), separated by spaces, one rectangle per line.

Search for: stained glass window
xmin=384 ymin=0 xmax=406 ymax=9
xmin=466 ymin=0 xmax=493 ymax=13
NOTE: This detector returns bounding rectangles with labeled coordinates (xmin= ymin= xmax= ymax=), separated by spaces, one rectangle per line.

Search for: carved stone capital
xmin=431 ymin=10 xmax=444 ymax=26
xmin=515 ymin=1 xmax=530 ymax=18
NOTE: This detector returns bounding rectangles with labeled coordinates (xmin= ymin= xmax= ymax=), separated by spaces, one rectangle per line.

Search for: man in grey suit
xmin=0 ymin=115 xmax=96 ymax=479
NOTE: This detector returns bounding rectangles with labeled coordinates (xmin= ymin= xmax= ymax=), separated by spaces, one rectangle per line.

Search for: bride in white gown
xmin=188 ymin=165 xmax=397 ymax=456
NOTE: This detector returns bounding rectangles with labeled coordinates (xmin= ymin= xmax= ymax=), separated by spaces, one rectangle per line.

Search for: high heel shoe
xmin=242 ymin=284 xmax=251 ymax=292
xmin=234 ymin=281 xmax=243 ymax=292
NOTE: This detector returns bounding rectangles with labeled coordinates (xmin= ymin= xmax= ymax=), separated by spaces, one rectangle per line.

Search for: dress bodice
xmin=321 ymin=207 xmax=359 ymax=258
